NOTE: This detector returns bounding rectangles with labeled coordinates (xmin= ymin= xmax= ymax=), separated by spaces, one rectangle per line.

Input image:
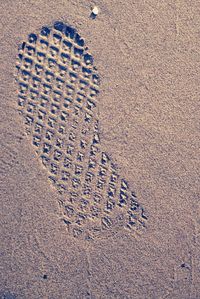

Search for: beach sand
xmin=0 ymin=1 xmax=200 ymax=298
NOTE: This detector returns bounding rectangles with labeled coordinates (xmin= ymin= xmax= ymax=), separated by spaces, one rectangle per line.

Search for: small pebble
xmin=92 ymin=6 xmax=99 ymax=16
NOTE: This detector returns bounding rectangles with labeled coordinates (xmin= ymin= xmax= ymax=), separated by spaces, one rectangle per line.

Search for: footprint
xmin=15 ymin=21 xmax=148 ymax=240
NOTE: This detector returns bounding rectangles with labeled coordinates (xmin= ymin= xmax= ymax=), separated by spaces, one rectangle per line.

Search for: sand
xmin=0 ymin=1 xmax=200 ymax=298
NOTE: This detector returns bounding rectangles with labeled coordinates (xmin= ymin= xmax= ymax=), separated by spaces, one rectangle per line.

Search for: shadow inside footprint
xmin=0 ymin=291 xmax=18 ymax=299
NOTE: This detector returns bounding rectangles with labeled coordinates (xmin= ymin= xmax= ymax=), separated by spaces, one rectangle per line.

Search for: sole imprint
xmin=15 ymin=21 xmax=148 ymax=240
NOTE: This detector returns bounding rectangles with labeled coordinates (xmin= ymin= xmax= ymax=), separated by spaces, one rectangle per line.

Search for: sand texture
xmin=0 ymin=1 xmax=200 ymax=298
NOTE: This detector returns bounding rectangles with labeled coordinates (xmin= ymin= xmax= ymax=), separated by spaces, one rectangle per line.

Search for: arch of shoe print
xmin=15 ymin=21 xmax=148 ymax=240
